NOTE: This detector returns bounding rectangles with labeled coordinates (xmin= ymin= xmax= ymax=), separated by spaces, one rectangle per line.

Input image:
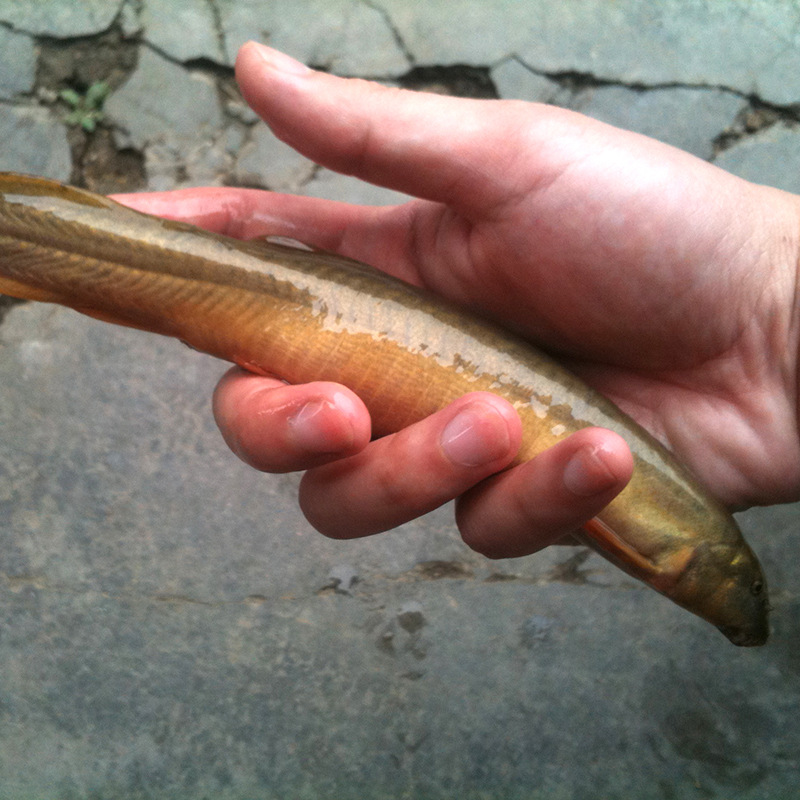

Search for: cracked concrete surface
xmin=1 ymin=2 xmax=800 ymax=798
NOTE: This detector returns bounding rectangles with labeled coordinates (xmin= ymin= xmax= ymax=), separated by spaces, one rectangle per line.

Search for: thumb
xmin=235 ymin=42 xmax=534 ymax=215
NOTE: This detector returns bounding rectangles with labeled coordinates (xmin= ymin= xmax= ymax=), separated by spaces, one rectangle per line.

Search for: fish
xmin=0 ymin=172 xmax=770 ymax=645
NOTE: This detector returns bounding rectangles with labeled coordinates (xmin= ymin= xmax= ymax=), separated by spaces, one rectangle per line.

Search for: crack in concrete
xmin=1 ymin=551 xmax=634 ymax=609
xmin=0 ymin=571 xmax=275 ymax=608
xmin=508 ymin=54 xmax=800 ymax=116
xmin=141 ymin=38 xmax=233 ymax=77
xmin=361 ymin=0 xmax=415 ymax=66
xmin=204 ymin=0 xmax=229 ymax=65
xmin=711 ymin=103 xmax=792 ymax=158
xmin=0 ymin=1 xmax=127 ymax=39
xmin=398 ymin=64 xmax=498 ymax=99
xmin=115 ymin=0 xmax=143 ymax=35
xmin=503 ymin=54 xmax=800 ymax=158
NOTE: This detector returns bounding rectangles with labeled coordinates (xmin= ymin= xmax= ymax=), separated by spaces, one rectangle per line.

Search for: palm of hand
xmin=377 ymin=107 xmax=800 ymax=508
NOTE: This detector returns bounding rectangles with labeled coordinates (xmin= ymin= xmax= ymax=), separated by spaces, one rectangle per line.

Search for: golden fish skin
xmin=0 ymin=172 xmax=769 ymax=645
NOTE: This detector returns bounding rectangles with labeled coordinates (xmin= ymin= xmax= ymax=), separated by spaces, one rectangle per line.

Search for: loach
xmin=0 ymin=172 xmax=770 ymax=646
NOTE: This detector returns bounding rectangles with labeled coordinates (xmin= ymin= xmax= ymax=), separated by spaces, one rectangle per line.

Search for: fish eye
xmin=750 ymin=579 xmax=763 ymax=596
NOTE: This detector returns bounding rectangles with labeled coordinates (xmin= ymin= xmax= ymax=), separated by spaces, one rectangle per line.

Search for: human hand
xmin=116 ymin=42 xmax=800 ymax=556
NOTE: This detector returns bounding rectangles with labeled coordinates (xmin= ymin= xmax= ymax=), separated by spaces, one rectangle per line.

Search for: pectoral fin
xmin=579 ymin=516 xmax=694 ymax=594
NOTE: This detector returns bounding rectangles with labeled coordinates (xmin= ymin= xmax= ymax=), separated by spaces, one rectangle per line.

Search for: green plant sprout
xmin=60 ymin=81 xmax=111 ymax=133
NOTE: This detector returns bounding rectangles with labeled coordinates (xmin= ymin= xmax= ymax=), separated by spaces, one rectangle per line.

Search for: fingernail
xmin=563 ymin=445 xmax=618 ymax=497
xmin=288 ymin=392 xmax=356 ymax=453
xmin=441 ymin=403 xmax=509 ymax=467
xmin=249 ymin=42 xmax=310 ymax=76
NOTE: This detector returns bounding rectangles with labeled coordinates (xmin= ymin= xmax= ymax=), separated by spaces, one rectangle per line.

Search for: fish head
xmin=675 ymin=537 xmax=770 ymax=647
xmin=582 ymin=503 xmax=770 ymax=646
xmin=709 ymin=548 xmax=769 ymax=647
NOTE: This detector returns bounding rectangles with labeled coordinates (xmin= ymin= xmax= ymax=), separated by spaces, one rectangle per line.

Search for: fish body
xmin=0 ymin=173 xmax=769 ymax=645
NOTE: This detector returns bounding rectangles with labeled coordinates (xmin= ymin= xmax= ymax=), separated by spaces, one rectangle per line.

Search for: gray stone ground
xmin=1 ymin=1 xmax=800 ymax=798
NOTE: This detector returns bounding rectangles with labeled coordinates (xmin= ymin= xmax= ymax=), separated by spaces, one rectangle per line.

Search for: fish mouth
xmin=717 ymin=623 xmax=769 ymax=647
